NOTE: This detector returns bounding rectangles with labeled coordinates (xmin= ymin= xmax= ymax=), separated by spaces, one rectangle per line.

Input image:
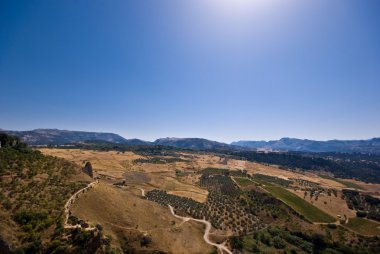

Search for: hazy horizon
xmin=2 ymin=127 xmax=380 ymax=144
xmin=1 ymin=0 xmax=379 ymax=143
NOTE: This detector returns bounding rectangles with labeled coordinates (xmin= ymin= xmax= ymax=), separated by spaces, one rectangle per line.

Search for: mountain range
xmin=154 ymin=137 xmax=232 ymax=150
xmin=1 ymin=129 xmax=128 ymax=145
xmin=0 ymin=129 xmax=232 ymax=150
xmin=232 ymin=138 xmax=380 ymax=153
xmin=1 ymin=128 xmax=380 ymax=153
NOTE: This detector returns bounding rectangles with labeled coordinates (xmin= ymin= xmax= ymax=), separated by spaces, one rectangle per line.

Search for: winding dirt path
xmin=135 ymin=187 xmax=232 ymax=253
xmin=168 ymin=205 xmax=232 ymax=254
xmin=64 ymin=180 xmax=98 ymax=230
xmin=138 ymin=187 xmax=145 ymax=197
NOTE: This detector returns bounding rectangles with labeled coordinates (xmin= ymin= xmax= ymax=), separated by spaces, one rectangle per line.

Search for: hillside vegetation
xmin=147 ymin=167 xmax=380 ymax=253
xmin=227 ymin=150 xmax=380 ymax=184
xmin=0 ymin=133 xmax=97 ymax=253
xmin=263 ymin=185 xmax=336 ymax=223
xmin=34 ymin=147 xmax=380 ymax=253
xmin=63 ymin=140 xmax=380 ymax=184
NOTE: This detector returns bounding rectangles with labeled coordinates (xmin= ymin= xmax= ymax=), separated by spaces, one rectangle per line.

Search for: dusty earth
xmin=71 ymin=182 xmax=213 ymax=253
xmin=289 ymin=189 xmax=356 ymax=219
xmin=38 ymin=148 xmax=380 ymax=252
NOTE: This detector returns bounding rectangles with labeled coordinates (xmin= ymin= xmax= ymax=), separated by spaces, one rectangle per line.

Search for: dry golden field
xmin=39 ymin=148 xmax=142 ymax=178
xmin=38 ymin=149 xmax=350 ymax=189
xmin=70 ymin=182 xmax=212 ymax=253
xmin=289 ymin=189 xmax=356 ymax=219
xmin=37 ymin=147 xmax=380 ymax=246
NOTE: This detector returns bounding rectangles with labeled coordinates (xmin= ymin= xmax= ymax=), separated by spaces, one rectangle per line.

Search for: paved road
xmin=168 ymin=205 xmax=232 ymax=254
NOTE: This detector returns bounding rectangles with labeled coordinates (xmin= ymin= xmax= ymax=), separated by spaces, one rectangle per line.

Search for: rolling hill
xmin=3 ymin=128 xmax=380 ymax=153
xmin=1 ymin=129 xmax=232 ymax=149
xmin=1 ymin=129 xmax=128 ymax=145
xmin=232 ymin=137 xmax=380 ymax=153
xmin=153 ymin=137 xmax=232 ymax=150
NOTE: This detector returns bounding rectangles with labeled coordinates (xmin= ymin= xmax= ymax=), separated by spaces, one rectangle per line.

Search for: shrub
xmin=260 ymin=232 xmax=272 ymax=246
xmin=356 ymin=210 xmax=367 ymax=218
xmin=72 ymin=229 xmax=92 ymax=245
xmin=140 ymin=235 xmax=152 ymax=247
xmin=251 ymin=244 xmax=260 ymax=253
xmin=2 ymin=199 xmax=12 ymax=210
xmin=13 ymin=210 xmax=50 ymax=231
xmin=230 ymin=236 xmax=244 ymax=251
xmin=273 ymin=236 xmax=286 ymax=249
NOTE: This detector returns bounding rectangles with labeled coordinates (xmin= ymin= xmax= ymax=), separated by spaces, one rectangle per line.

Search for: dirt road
xmin=64 ymin=180 xmax=98 ymax=230
xmin=168 ymin=205 xmax=232 ymax=254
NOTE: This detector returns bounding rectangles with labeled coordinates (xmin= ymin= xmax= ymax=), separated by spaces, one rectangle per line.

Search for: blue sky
xmin=1 ymin=0 xmax=379 ymax=142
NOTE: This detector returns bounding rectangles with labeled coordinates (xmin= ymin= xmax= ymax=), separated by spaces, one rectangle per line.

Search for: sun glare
xmin=211 ymin=0 xmax=280 ymax=14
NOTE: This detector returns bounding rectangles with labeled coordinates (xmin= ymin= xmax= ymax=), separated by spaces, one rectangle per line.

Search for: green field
xmin=253 ymin=174 xmax=292 ymax=187
xmin=234 ymin=177 xmax=256 ymax=186
xmin=345 ymin=218 xmax=380 ymax=236
xmin=249 ymin=176 xmax=272 ymax=186
xmin=263 ymin=185 xmax=336 ymax=223
xmin=319 ymin=175 xmax=363 ymax=190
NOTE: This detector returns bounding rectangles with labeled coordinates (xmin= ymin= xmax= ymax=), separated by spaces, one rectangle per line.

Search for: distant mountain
xmin=1 ymin=129 xmax=129 ymax=145
xmin=0 ymin=129 xmax=232 ymax=149
xmin=153 ymin=137 xmax=232 ymax=150
xmin=123 ymin=138 xmax=152 ymax=146
xmin=231 ymin=137 xmax=380 ymax=153
xmin=4 ymin=128 xmax=379 ymax=153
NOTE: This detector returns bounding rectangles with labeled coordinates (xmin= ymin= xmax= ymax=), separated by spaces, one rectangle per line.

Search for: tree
xmin=140 ymin=235 xmax=152 ymax=247
xmin=230 ymin=236 xmax=244 ymax=251
xmin=273 ymin=236 xmax=286 ymax=249
xmin=312 ymin=233 xmax=326 ymax=253
xmin=356 ymin=211 xmax=367 ymax=218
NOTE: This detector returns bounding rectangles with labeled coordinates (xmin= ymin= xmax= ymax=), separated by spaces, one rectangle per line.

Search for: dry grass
xmin=353 ymin=182 xmax=380 ymax=197
xmin=39 ymin=148 xmax=142 ymax=178
xmin=289 ymin=189 xmax=356 ymax=219
xmin=38 ymin=148 xmax=379 ymax=203
xmin=345 ymin=218 xmax=380 ymax=236
xmin=263 ymin=185 xmax=336 ymax=223
xmin=123 ymin=171 xmax=209 ymax=200
xmin=0 ymin=213 xmax=19 ymax=249
xmin=39 ymin=149 xmax=374 ymax=192
xmin=71 ymin=182 xmax=212 ymax=253
xmin=39 ymin=148 xmax=379 ymax=203
xmin=167 ymin=191 xmax=208 ymax=203
xmin=38 ymin=148 xmax=380 ymax=245
xmin=245 ymin=162 xmax=346 ymax=189
xmin=177 ymin=172 xmax=202 ymax=186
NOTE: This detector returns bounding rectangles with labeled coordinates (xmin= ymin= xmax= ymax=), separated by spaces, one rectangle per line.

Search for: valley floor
xmin=38 ymin=148 xmax=380 ymax=254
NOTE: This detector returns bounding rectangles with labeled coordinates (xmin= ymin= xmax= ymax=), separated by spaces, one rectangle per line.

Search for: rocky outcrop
xmin=82 ymin=162 xmax=93 ymax=178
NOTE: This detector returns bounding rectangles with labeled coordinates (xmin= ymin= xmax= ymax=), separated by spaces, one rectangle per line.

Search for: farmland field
xmin=71 ymin=182 xmax=213 ymax=253
xmin=319 ymin=175 xmax=363 ymax=190
xmin=3 ymin=3 xmax=380 ymax=252
xmin=234 ymin=177 xmax=255 ymax=187
xmin=263 ymin=185 xmax=336 ymax=223
xmin=33 ymin=147 xmax=380 ymax=253
xmin=344 ymin=218 xmax=380 ymax=236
